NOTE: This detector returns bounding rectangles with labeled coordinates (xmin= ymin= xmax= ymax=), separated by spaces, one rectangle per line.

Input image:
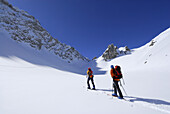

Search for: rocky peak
xmin=0 ymin=1 xmax=89 ymax=63
xmin=102 ymin=44 xmax=131 ymax=61
xmin=102 ymin=44 xmax=118 ymax=60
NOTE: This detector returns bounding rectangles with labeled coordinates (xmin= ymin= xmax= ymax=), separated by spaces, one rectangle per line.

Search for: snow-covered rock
xmin=102 ymin=44 xmax=131 ymax=61
xmin=0 ymin=0 xmax=89 ymax=63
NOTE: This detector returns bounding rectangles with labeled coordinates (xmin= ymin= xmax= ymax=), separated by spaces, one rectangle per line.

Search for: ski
xmin=107 ymin=93 xmax=129 ymax=101
xmin=87 ymin=88 xmax=96 ymax=91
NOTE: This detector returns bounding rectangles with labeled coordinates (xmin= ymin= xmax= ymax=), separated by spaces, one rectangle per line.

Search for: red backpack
xmin=115 ymin=65 xmax=123 ymax=79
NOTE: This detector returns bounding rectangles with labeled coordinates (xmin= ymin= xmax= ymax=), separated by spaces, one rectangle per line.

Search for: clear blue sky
xmin=8 ymin=0 xmax=170 ymax=59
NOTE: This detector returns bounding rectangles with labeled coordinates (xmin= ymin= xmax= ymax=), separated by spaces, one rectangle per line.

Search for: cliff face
xmin=102 ymin=44 xmax=131 ymax=61
xmin=0 ymin=0 xmax=89 ymax=63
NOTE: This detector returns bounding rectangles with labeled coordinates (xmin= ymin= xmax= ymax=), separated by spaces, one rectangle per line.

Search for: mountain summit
xmin=0 ymin=0 xmax=89 ymax=63
xmin=102 ymin=44 xmax=131 ymax=61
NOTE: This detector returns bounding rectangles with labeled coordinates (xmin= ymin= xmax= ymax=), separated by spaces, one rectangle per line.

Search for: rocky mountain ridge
xmin=102 ymin=44 xmax=131 ymax=61
xmin=0 ymin=0 xmax=89 ymax=63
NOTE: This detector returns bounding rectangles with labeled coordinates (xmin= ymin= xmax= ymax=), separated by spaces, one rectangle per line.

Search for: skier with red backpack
xmin=87 ymin=68 xmax=96 ymax=90
xmin=110 ymin=65 xmax=123 ymax=99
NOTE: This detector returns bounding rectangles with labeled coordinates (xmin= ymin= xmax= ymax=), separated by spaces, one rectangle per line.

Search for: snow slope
xmin=0 ymin=57 xmax=160 ymax=114
xmin=96 ymin=27 xmax=170 ymax=113
xmin=1 ymin=25 xmax=170 ymax=114
xmin=0 ymin=29 xmax=91 ymax=75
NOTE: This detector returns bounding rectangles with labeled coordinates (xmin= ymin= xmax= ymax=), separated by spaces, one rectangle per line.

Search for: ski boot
xmin=87 ymin=87 xmax=91 ymax=89
xmin=92 ymin=87 xmax=96 ymax=90
xmin=112 ymin=93 xmax=118 ymax=97
xmin=118 ymin=96 xmax=124 ymax=99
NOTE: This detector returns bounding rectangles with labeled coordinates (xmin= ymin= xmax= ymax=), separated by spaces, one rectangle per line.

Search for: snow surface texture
xmin=1 ymin=23 xmax=170 ymax=114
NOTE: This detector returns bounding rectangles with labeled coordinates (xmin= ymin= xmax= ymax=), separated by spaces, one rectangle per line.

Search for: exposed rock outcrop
xmin=0 ymin=1 xmax=89 ymax=63
xmin=102 ymin=44 xmax=131 ymax=61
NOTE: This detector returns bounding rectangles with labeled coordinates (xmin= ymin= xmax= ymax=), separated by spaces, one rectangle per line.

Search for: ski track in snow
xmin=126 ymin=96 xmax=170 ymax=114
xmin=87 ymin=88 xmax=170 ymax=114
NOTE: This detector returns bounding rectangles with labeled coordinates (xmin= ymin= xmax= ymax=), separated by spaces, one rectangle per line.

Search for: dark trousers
xmin=87 ymin=77 xmax=95 ymax=89
xmin=113 ymin=80 xmax=123 ymax=98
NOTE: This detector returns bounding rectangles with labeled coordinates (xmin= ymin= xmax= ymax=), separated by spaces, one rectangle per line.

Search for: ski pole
xmin=120 ymin=81 xmax=128 ymax=96
xmin=112 ymin=81 xmax=113 ymax=94
xmin=86 ymin=75 xmax=88 ymax=78
xmin=122 ymin=77 xmax=125 ymax=85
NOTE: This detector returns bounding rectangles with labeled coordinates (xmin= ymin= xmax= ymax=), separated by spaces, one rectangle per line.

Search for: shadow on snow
xmin=95 ymin=89 xmax=113 ymax=92
xmin=125 ymin=96 xmax=170 ymax=106
xmin=0 ymin=34 xmax=106 ymax=75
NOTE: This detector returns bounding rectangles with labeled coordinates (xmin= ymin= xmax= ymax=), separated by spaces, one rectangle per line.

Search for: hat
xmin=111 ymin=65 xmax=114 ymax=69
